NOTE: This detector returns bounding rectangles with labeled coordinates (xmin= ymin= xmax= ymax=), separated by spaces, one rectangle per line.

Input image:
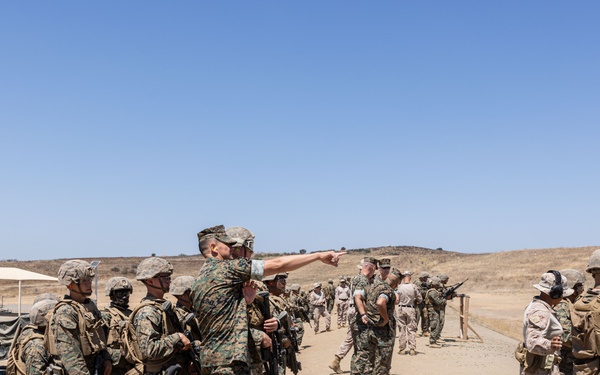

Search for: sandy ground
xmin=297 ymin=307 xmax=520 ymax=375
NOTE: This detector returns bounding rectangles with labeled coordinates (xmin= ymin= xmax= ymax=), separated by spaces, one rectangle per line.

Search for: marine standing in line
xmin=415 ymin=272 xmax=430 ymax=337
xmin=325 ymin=279 xmax=336 ymax=314
xmin=396 ymin=270 xmax=422 ymax=356
xmin=289 ymin=283 xmax=306 ymax=346
xmin=350 ymin=257 xmax=377 ymax=375
xmin=425 ymin=276 xmax=446 ymax=348
xmin=46 ymin=260 xmax=112 ymax=375
xmin=554 ymin=269 xmax=585 ymax=375
xmin=101 ymin=276 xmax=134 ymax=375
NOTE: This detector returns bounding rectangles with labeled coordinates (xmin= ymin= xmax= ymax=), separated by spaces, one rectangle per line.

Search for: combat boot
xmin=409 ymin=349 xmax=416 ymax=356
xmin=329 ymin=355 xmax=343 ymax=374
xmin=429 ymin=342 xmax=442 ymax=348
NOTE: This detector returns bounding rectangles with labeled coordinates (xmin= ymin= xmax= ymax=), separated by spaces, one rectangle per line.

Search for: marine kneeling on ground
xmin=124 ymin=257 xmax=194 ymax=375
xmin=46 ymin=259 xmax=112 ymax=375
xmin=7 ymin=296 xmax=58 ymax=374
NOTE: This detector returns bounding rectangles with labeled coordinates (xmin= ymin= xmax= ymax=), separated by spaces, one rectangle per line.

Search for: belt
xmin=339 ymin=298 xmax=348 ymax=301
xmin=400 ymin=304 xmax=415 ymax=308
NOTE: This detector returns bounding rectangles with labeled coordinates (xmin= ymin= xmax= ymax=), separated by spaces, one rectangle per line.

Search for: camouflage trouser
xmin=336 ymin=324 xmax=354 ymax=359
xmin=397 ymin=306 xmax=418 ymax=352
xmin=327 ymin=298 xmax=334 ymax=314
xmin=573 ymin=356 xmax=598 ymax=375
xmin=439 ymin=306 xmax=446 ymax=335
xmin=250 ymin=363 xmax=264 ymax=375
xmin=350 ymin=322 xmax=373 ymax=375
xmin=418 ymin=303 xmax=429 ymax=334
xmin=428 ymin=309 xmax=441 ymax=344
xmin=294 ymin=318 xmax=305 ymax=346
xmin=520 ymin=363 xmax=560 ymax=375
xmin=201 ymin=361 xmax=250 ymax=375
xmin=371 ymin=325 xmax=395 ymax=375
xmin=337 ymin=299 xmax=349 ymax=325
xmin=313 ymin=305 xmax=331 ymax=333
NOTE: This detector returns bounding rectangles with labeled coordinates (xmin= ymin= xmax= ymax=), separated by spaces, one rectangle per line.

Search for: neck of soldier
xmin=69 ymin=288 xmax=88 ymax=303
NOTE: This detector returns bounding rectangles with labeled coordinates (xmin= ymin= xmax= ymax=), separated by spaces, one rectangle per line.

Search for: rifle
xmin=257 ymin=291 xmax=280 ymax=375
xmin=278 ymin=311 xmax=302 ymax=374
xmin=443 ymin=279 xmax=468 ymax=299
xmin=162 ymin=301 xmax=202 ymax=375
xmin=294 ymin=305 xmax=312 ymax=328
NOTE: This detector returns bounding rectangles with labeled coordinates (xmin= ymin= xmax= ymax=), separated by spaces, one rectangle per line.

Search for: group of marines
xmin=7 ymin=225 xmax=346 ymax=375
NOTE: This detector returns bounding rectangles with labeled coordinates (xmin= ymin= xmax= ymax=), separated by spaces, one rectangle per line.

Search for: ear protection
xmin=547 ymin=270 xmax=563 ymax=299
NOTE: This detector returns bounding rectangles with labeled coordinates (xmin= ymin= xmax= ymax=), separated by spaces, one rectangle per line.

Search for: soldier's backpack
xmin=571 ymin=289 xmax=600 ymax=359
xmin=6 ymin=325 xmax=44 ymax=375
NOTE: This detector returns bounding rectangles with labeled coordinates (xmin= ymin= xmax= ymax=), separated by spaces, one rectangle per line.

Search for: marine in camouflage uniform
xmin=9 ymin=298 xmax=57 ymax=374
xmin=170 ymin=275 xmax=203 ymax=373
xmin=310 ymin=283 xmax=331 ymax=334
xmin=132 ymin=257 xmax=192 ymax=374
xmin=415 ymin=272 xmax=430 ymax=336
xmin=350 ymin=257 xmax=377 ymax=375
xmin=325 ymin=279 xmax=336 ymax=314
xmin=521 ymin=272 xmax=572 ymax=375
xmin=289 ymin=283 xmax=306 ymax=346
xmin=438 ymin=273 xmax=451 ymax=339
xmin=554 ymin=269 xmax=585 ymax=375
xmin=101 ymin=276 xmax=134 ymax=375
xmin=365 ymin=268 xmax=401 ymax=375
xmin=46 ymin=260 xmax=112 ymax=375
xmin=425 ymin=277 xmax=446 ymax=348
xmin=335 ymin=277 xmax=351 ymax=328
xmin=191 ymin=225 xmax=346 ymax=375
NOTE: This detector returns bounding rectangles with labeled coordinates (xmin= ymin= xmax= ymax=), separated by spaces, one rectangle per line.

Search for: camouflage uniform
xmin=325 ymin=279 xmax=336 ymax=314
xmin=521 ymin=297 xmax=563 ymax=375
xmin=309 ymin=283 xmax=331 ymax=333
xmin=46 ymin=260 xmax=110 ymax=375
xmin=396 ymin=273 xmax=422 ymax=355
xmin=246 ymin=280 xmax=270 ymax=375
xmin=9 ymin=299 xmax=57 ymax=374
xmin=289 ymin=284 xmax=306 ymax=346
xmin=365 ymin=277 xmax=397 ymax=375
xmin=191 ymin=256 xmax=264 ymax=375
xmin=554 ymin=299 xmax=574 ymax=374
xmin=350 ymin=271 xmax=373 ymax=375
xmin=415 ymin=272 xmax=430 ymax=335
xmin=101 ymin=277 xmax=134 ymax=375
xmin=335 ymin=279 xmax=351 ymax=327
xmin=425 ymin=277 xmax=445 ymax=346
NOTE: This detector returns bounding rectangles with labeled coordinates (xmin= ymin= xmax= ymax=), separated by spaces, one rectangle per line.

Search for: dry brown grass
xmin=1 ymin=245 xmax=597 ymax=340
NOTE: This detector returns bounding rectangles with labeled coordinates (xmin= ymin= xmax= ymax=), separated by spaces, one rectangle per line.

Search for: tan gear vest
xmin=105 ymin=307 xmax=130 ymax=348
xmin=121 ymin=300 xmax=177 ymax=372
xmin=7 ymin=325 xmax=44 ymax=375
xmin=572 ymin=290 xmax=600 ymax=358
xmin=45 ymin=299 xmax=107 ymax=358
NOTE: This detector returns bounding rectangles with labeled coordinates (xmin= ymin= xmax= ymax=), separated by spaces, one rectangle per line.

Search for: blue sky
xmin=1 ymin=2 xmax=599 ymax=261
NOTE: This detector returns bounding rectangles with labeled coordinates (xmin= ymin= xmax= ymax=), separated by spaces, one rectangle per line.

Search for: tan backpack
xmin=572 ymin=290 xmax=600 ymax=359
xmin=6 ymin=325 xmax=44 ymax=375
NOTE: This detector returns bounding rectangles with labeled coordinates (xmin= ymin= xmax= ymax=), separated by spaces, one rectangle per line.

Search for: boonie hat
xmin=533 ymin=272 xmax=574 ymax=298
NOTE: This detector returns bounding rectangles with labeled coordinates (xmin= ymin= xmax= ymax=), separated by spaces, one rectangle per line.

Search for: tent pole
xmin=18 ymin=279 xmax=22 ymax=317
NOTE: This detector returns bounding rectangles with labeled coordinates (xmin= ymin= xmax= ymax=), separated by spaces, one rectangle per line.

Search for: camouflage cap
xmin=313 ymin=282 xmax=322 ymax=288
xmin=438 ymin=273 xmax=449 ymax=282
xmin=33 ymin=293 xmax=60 ymax=305
xmin=170 ymin=276 xmax=196 ymax=296
xmin=379 ymin=258 xmax=391 ymax=268
xmin=363 ymin=257 xmax=377 ymax=266
xmin=290 ymin=284 xmax=301 ymax=291
xmin=418 ymin=271 xmax=430 ymax=279
xmin=226 ymin=226 xmax=255 ymax=251
xmin=533 ymin=272 xmax=574 ymax=298
xmin=57 ymin=260 xmax=95 ymax=286
xmin=263 ymin=272 xmax=288 ymax=282
xmin=560 ymin=269 xmax=585 ymax=288
xmin=105 ymin=277 xmax=133 ymax=296
xmin=136 ymin=257 xmax=173 ymax=280
xmin=389 ymin=268 xmax=402 ymax=279
xmin=197 ymin=225 xmax=237 ymax=247
xmin=29 ymin=299 xmax=58 ymax=327
xmin=402 ymin=270 xmax=413 ymax=276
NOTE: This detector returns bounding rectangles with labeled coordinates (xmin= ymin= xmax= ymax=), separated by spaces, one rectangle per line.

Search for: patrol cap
xmin=313 ymin=282 xmax=322 ymax=288
xmin=363 ymin=257 xmax=377 ymax=266
xmin=263 ymin=272 xmax=288 ymax=282
xmin=29 ymin=299 xmax=58 ymax=327
xmin=379 ymin=258 xmax=391 ymax=268
xmin=170 ymin=276 xmax=196 ymax=296
xmin=533 ymin=272 xmax=574 ymax=298
xmin=438 ymin=273 xmax=449 ymax=282
xmin=418 ymin=272 xmax=430 ymax=279
xmin=290 ymin=284 xmax=301 ymax=291
xmin=226 ymin=226 xmax=255 ymax=251
xmin=390 ymin=268 xmax=402 ymax=279
xmin=57 ymin=260 xmax=95 ymax=286
xmin=560 ymin=269 xmax=585 ymax=288
xmin=197 ymin=225 xmax=237 ymax=246
xmin=136 ymin=257 xmax=173 ymax=280
xmin=33 ymin=293 xmax=60 ymax=305
xmin=105 ymin=277 xmax=133 ymax=296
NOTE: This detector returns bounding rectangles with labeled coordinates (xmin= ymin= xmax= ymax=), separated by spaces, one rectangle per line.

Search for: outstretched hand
xmin=319 ymin=251 xmax=347 ymax=267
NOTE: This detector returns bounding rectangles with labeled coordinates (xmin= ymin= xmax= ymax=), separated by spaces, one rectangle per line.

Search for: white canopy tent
xmin=0 ymin=267 xmax=58 ymax=316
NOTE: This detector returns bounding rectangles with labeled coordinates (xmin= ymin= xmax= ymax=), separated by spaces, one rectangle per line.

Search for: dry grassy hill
xmin=1 ymin=245 xmax=597 ymax=341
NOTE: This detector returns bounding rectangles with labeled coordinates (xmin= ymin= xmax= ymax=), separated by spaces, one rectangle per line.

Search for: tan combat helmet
xmin=33 ymin=293 xmax=60 ymax=305
xmin=438 ymin=273 xmax=449 ymax=283
xmin=105 ymin=277 xmax=134 ymax=296
xmin=29 ymin=299 xmax=58 ymax=327
xmin=170 ymin=276 xmax=196 ymax=296
xmin=226 ymin=226 xmax=255 ymax=251
xmin=136 ymin=257 xmax=173 ymax=280
xmin=560 ymin=269 xmax=585 ymax=288
xmin=57 ymin=260 xmax=95 ymax=286
xmin=429 ymin=276 xmax=441 ymax=288
xmin=586 ymin=249 xmax=600 ymax=274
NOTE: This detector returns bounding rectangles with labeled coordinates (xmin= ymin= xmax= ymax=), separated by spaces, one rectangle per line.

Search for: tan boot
xmin=409 ymin=349 xmax=416 ymax=356
xmin=329 ymin=355 xmax=343 ymax=374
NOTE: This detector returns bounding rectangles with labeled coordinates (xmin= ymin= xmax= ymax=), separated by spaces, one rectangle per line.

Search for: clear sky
xmin=1 ymin=2 xmax=599 ymax=261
